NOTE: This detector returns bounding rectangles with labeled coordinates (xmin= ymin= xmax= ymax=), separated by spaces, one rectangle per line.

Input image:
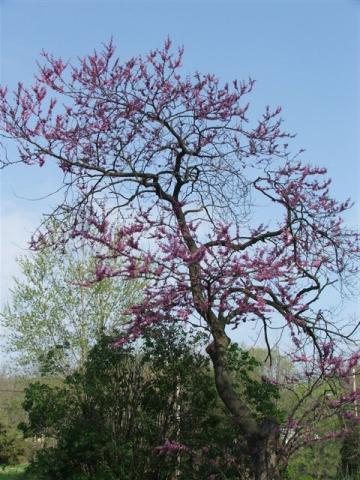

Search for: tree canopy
xmin=1 ymin=39 xmax=359 ymax=480
xmin=1 ymin=237 xmax=143 ymax=375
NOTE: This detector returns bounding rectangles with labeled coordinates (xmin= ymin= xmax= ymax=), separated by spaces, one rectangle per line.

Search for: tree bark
xmin=206 ymin=330 xmax=281 ymax=480
xmin=248 ymin=419 xmax=281 ymax=480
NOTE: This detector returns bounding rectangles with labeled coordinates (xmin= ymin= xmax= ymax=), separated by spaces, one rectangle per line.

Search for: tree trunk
xmin=248 ymin=420 xmax=281 ymax=480
xmin=206 ymin=331 xmax=281 ymax=480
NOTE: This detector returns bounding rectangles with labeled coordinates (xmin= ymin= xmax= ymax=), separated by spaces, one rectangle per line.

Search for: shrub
xmin=20 ymin=326 xmax=256 ymax=479
xmin=0 ymin=422 xmax=24 ymax=467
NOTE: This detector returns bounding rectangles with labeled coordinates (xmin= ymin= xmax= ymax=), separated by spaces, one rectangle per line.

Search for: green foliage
xmin=20 ymin=327 xmax=253 ymax=480
xmin=0 ymin=376 xmax=31 ymax=468
xmin=227 ymin=343 xmax=283 ymax=420
xmin=0 ymin=377 xmax=27 ymax=431
xmin=340 ymin=424 xmax=360 ymax=479
xmin=0 ymin=423 xmax=24 ymax=468
xmin=287 ymin=440 xmax=342 ymax=480
xmin=0 ymin=464 xmax=28 ymax=480
xmin=1 ymin=242 xmax=143 ymax=375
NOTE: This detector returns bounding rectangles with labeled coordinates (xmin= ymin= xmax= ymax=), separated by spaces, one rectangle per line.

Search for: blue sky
xmin=0 ymin=1 xmax=359 ymax=338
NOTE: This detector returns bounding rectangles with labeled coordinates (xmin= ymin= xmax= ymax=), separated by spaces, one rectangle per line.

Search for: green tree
xmin=1 ymin=243 xmax=142 ymax=375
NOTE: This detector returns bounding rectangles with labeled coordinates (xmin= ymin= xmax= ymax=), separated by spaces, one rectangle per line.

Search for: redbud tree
xmin=0 ymin=40 xmax=359 ymax=480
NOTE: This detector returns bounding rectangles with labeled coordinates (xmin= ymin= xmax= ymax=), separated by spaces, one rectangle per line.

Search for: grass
xmin=0 ymin=465 xmax=358 ymax=480
xmin=0 ymin=465 xmax=28 ymax=480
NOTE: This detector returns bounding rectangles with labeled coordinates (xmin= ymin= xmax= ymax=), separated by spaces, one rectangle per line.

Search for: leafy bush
xmin=20 ymin=326 xmax=265 ymax=479
xmin=0 ymin=422 xmax=24 ymax=467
